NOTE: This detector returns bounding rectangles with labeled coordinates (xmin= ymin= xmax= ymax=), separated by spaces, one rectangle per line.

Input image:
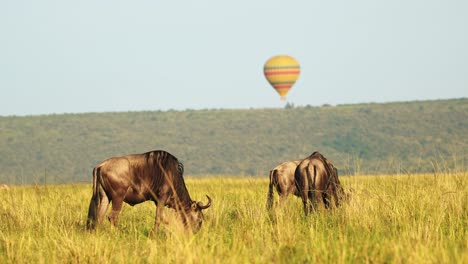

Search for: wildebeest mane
xmin=144 ymin=150 xmax=192 ymax=205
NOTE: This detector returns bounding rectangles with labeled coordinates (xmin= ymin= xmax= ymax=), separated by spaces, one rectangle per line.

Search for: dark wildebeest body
xmin=86 ymin=150 xmax=211 ymax=233
xmin=266 ymin=160 xmax=301 ymax=209
xmin=295 ymin=152 xmax=345 ymax=215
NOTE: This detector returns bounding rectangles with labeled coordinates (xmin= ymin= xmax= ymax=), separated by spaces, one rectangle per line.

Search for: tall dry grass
xmin=0 ymin=173 xmax=466 ymax=263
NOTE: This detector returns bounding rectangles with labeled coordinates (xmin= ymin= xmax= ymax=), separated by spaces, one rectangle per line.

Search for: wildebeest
xmin=266 ymin=160 xmax=301 ymax=209
xmin=295 ymin=151 xmax=345 ymax=215
xmin=86 ymin=150 xmax=212 ymax=233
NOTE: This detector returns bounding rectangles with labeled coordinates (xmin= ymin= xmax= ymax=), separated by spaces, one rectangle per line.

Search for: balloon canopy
xmin=263 ymin=55 xmax=301 ymax=100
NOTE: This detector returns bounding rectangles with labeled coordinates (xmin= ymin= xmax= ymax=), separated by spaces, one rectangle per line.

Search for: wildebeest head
xmin=183 ymin=195 xmax=212 ymax=233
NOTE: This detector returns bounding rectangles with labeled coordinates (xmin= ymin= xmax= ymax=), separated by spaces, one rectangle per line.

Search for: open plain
xmin=1 ymin=173 xmax=466 ymax=263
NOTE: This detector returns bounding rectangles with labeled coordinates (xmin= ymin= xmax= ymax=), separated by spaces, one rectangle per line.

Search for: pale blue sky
xmin=1 ymin=0 xmax=467 ymax=116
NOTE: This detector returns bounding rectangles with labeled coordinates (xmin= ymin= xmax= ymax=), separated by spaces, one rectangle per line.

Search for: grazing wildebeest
xmin=86 ymin=150 xmax=212 ymax=233
xmin=295 ymin=151 xmax=345 ymax=215
xmin=266 ymin=160 xmax=301 ymax=209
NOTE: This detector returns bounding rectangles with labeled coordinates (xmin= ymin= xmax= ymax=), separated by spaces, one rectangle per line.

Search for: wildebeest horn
xmin=197 ymin=195 xmax=212 ymax=209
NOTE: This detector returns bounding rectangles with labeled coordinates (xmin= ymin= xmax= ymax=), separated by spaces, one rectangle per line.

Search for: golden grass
xmin=0 ymin=173 xmax=466 ymax=263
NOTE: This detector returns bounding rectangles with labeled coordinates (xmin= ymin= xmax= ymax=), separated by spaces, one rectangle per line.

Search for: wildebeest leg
xmin=153 ymin=201 xmax=165 ymax=233
xmin=266 ymin=171 xmax=276 ymax=210
xmin=322 ymin=192 xmax=330 ymax=209
xmin=279 ymin=194 xmax=288 ymax=206
xmin=302 ymin=202 xmax=309 ymax=216
xmin=97 ymin=193 xmax=110 ymax=224
xmin=301 ymin=190 xmax=310 ymax=216
xmin=312 ymin=190 xmax=323 ymax=211
xmin=108 ymin=197 xmax=124 ymax=226
xmin=299 ymin=183 xmax=313 ymax=215
xmin=309 ymin=190 xmax=317 ymax=213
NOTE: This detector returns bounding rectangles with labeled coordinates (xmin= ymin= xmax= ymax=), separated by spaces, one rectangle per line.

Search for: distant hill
xmin=1 ymin=98 xmax=466 ymax=184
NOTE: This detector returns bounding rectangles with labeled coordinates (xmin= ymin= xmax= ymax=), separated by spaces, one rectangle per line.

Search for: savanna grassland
xmin=1 ymin=173 xmax=466 ymax=263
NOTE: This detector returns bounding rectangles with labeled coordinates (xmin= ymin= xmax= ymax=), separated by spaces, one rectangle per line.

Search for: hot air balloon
xmin=263 ymin=55 xmax=300 ymax=100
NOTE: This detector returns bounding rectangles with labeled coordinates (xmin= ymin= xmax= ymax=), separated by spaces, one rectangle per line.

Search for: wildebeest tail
xmin=86 ymin=166 xmax=100 ymax=230
xmin=308 ymin=165 xmax=316 ymax=196
xmin=266 ymin=169 xmax=276 ymax=210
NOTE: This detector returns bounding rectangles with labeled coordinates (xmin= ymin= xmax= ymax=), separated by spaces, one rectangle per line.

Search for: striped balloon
xmin=263 ymin=55 xmax=300 ymax=100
